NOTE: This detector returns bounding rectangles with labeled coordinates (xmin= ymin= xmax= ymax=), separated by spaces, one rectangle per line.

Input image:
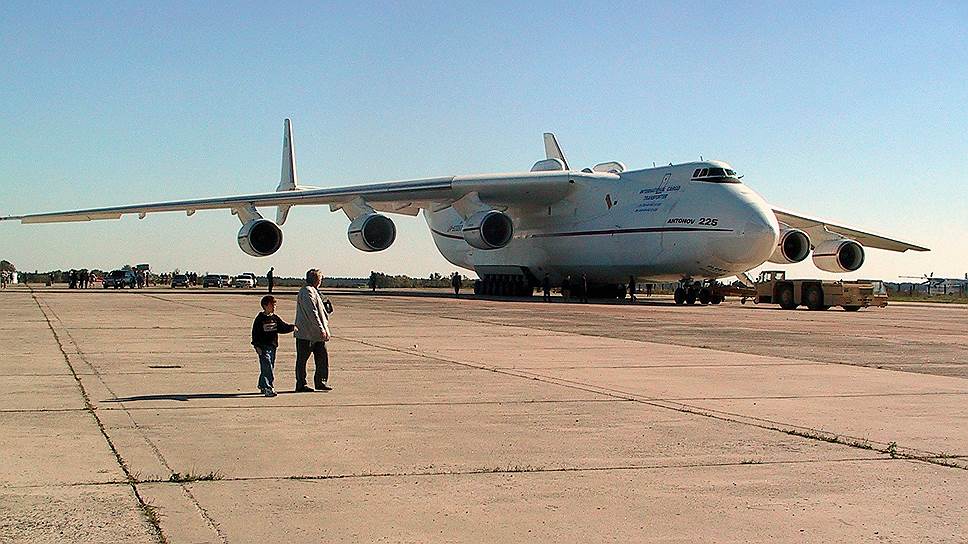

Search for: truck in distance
xmin=749 ymin=270 xmax=887 ymax=311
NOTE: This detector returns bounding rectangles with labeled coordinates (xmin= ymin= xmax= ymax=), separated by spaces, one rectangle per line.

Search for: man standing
xmin=580 ymin=273 xmax=589 ymax=303
xmin=294 ymin=269 xmax=332 ymax=392
xmin=628 ymin=275 xmax=637 ymax=303
xmin=542 ymin=273 xmax=551 ymax=302
xmin=266 ymin=267 xmax=274 ymax=294
xmin=451 ymin=272 xmax=461 ymax=297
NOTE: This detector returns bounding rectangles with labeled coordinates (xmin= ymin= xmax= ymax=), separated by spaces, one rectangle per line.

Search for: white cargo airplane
xmin=1 ymin=119 xmax=928 ymax=303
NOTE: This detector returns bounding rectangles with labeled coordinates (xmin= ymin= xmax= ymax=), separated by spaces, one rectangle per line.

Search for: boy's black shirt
xmin=251 ymin=312 xmax=295 ymax=347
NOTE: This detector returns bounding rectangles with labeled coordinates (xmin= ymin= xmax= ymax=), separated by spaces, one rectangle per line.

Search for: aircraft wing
xmin=772 ymin=207 xmax=929 ymax=252
xmin=0 ymin=171 xmax=592 ymax=225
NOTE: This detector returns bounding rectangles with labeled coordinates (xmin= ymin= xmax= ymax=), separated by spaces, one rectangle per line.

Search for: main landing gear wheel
xmin=778 ymin=285 xmax=797 ymax=310
xmin=674 ymin=287 xmax=686 ymax=305
xmin=711 ymin=295 xmax=723 ymax=305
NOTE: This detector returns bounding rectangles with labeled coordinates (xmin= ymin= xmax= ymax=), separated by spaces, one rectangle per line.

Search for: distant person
xmin=542 ymin=273 xmax=551 ymax=302
xmin=628 ymin=276 xmax=636 ymax=303
xmin=1 ymin=271 xmax=7 ymax=289
xmin=562 ymin=275 xmax=571 ymax=300
xmin=368 ymin=271 xmax=377 ymax=292
xmin=267 ymin=267 xmax=274 ymax=294
xmin=294 ymin=268 xmax=332 ymax=392
xmin=89 ymin=271 xmax=97 ymax=288
xmin=68 ymin=270 xmax=77 ymax=289
xmin=580 ymin=273 xmax=589 ymax=303
xmin=646 ymin=283 xmax=653 ymax=297
xmin=251 ymin=295 xmax=295 ymax=397
xmin=137 ymin=271 xmax=145 ymax=289
xmin=451 ymin=272 xmax=461 ymax=297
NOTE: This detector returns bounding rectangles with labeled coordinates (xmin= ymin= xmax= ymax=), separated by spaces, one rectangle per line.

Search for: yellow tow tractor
xmin=744 ymin=270 xmax=888 ymax=311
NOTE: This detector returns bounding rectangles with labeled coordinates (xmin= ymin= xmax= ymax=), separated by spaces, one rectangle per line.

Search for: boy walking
xmin=251 ymin=295 xmax=295 ymax=397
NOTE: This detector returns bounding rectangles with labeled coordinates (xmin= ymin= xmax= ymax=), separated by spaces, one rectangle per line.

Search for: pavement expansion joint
xmin=30 ymin=290 xmax=169 ymax=544
xmin=137 ymin=455 xmax=894 ymax=485
xmin=31 ymin=289 xmax=229 ymax=544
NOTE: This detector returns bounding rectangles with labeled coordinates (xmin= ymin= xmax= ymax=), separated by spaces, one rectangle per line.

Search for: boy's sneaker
xmin=264 ymin=388 xmax=277 ymax=397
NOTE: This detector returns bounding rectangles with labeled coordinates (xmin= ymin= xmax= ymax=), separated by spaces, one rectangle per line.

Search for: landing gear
xmin=475 ymin=275 xmax=534 ymax=297
xmin=674 ymin=287 xmax=686 ymax=305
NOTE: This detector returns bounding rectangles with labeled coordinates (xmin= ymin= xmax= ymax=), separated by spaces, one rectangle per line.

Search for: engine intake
xmin=348 ymin=213 xmax=396 ymax=252
xmin=238 ymin=219 xmax=283 ymax=257
xmin=768 ymin=227 xmax=811 ymax=264
xmin=812 ymin=239 xmax=865 ymax=273
xmin=462 ymin=210 xmax=513 ymax=250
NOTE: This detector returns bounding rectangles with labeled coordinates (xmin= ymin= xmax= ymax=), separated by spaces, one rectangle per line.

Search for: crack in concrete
xmin=30 ymin=290 xmax=168 ymax=544
xmin=33 ymin=291 xmax=229 ymax=544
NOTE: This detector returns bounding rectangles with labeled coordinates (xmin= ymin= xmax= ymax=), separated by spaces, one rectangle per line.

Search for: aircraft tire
xmin=674 ymin=287 xmax=686 ymax=305
xmin=843 ymin=305 xmax=861 ymax=312
xmin=711 ymin=296 xmax=723 ymax=304
xmin=685 ymin=289 xmax=697 ymax=305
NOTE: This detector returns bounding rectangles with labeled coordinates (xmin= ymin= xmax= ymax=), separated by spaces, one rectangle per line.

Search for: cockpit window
xmin=691 ymin=166 xmax=741 ymax=183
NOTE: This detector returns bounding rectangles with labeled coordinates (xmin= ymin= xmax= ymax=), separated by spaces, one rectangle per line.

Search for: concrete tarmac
xmin=1 ymin=286 xmax=965 ymax=542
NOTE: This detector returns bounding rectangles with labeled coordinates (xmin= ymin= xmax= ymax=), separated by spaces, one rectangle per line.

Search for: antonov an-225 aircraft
xmin=1 ymin=119 xmax=928 ymax=303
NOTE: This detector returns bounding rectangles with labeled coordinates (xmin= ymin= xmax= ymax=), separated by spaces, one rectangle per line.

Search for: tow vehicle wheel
xmin=843 ymin=305 xmax=861 ymax=312
xmin=711 ymin=296 xmax=723 ymax=304
xmin=698 ymin=288 xmax=712 ymax=305
xmin=804 ymin=284 xmax=825 ymax=311
xmin=674 ymin=287 xmax=686 ymax=305
xmin=685 ymin=288 xmax=697 ymax=305
xmin=778 ymin=285 xmax=797 ymax=310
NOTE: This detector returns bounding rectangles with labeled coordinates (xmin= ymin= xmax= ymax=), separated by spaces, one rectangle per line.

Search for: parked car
xmin=202 ymin=275 xmax=225 ymax=288
xmin=232 ymin=273 xmax=257 ymax=288
xmin=103 ymin=270 xmax=137 ymax=289
xmin=171 ymin=274 xmax=190 ymax=288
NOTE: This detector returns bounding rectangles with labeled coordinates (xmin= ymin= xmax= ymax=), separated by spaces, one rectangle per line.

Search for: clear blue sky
xmin=1 ymin=1 xmax=965 ymax=280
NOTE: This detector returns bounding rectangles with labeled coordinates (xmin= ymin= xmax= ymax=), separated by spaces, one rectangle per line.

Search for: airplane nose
xmin=714 ymin=201 xmax=779 ymax=267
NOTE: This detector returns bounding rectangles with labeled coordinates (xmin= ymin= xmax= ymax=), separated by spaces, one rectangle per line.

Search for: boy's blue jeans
xmin=255 ymin=345 xmax=276 ymax=390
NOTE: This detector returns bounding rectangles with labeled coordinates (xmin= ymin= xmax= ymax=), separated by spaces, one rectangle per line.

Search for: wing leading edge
xmin=0 ymin=171 xmax=592 ymax=225
xmin=772 ymin=207 xmax=928 ymax=253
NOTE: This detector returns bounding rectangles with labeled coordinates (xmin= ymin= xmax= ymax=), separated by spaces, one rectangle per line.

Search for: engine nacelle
xmin=767 ymin=227 xmax=811 ymax=264
xmin=347 ymin=213 xmax=396 ymax=252
xmin=812 ymin=238 xmax=865 ymax=273
xmin=462 ymin=210 xmax=513 ymax=250
xmin=237 ymin=219 xmax=283 ymax=257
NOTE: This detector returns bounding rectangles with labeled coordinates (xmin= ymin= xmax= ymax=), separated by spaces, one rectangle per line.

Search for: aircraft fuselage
xmin=426 ymin=161 xmax=780 ymax=284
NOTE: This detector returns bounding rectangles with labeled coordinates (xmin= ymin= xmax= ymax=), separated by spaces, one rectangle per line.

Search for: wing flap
xmin=773 ymin=207 xmax=928 ymax=252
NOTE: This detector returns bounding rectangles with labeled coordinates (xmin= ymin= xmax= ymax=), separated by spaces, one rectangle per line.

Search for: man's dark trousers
xmin=295 ymin=338 xmax=328 ymax=388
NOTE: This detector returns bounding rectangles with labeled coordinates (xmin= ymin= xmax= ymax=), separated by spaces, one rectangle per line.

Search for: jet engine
xmin=812 ymin=238 xmax=865 ymax=273
xmin=347 ymin=213 xmax=396 ymax=252
xmin=767 ymin=227 xmax=811 ymax=264
xmin=462 ymin=210 xmax=513 ymax=250
xmin=237 ymin=219 xmax=284 ymax=257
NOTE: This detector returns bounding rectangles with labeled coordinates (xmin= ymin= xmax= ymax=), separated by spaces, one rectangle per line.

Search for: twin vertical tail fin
xmin=276 ymin=118 xmax=298 ymax=225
